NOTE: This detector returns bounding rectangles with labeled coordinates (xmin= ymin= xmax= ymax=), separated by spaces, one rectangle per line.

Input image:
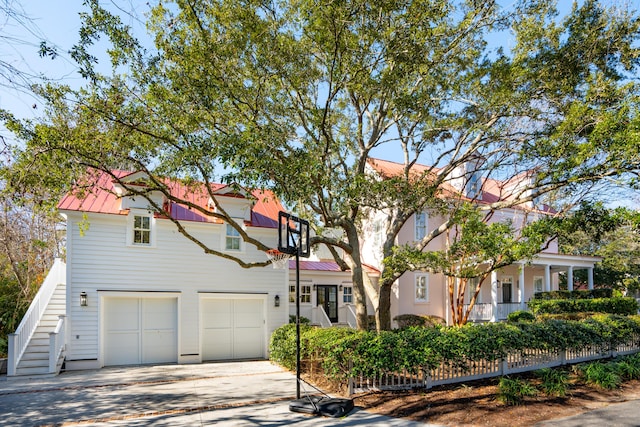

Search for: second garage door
xmin=201 ymin=297 xmax=265 ymax=361
xmin=103 ymin=296 xmax=178 ymax=366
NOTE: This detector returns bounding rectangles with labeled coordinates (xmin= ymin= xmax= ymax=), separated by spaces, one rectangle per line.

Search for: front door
xmin=317 ymin=285 xmax=338 ymax=323
xmin=502 ymin=278 xmax=513 ymax=303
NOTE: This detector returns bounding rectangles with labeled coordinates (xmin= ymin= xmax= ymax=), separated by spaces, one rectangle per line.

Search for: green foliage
xmin=498 ymin=377 xmax=537 ymax=405
xmin=507 ymin=310 xmax=536 ymax=323
xmin=3 ymin=0 xmax=640 ymax=333
xmin=289 ymin=315 xmax=310 ymax=324
xmin=393 ymin=314 xmax=445 ymax=329
xmin=557 ymin=202 xmax=640 ymax=290
xmin=528 ymin=297 xmax=638 ymax=316
xmin=533 ymin=289 xmax=613 ymax=300
xmin=269 ymin=315 xmax=640 ymax=383
xmin=578 ymin=362 xmax=622 ymax=390
xmin=536 ymin=368 xmax=570 ymax=397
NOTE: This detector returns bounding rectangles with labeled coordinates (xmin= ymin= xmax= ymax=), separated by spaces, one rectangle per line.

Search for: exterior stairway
xmin=13 ymin=282 xmax=66 ymax=376
xmin=7 ymin=259 xmax=67 ymax=378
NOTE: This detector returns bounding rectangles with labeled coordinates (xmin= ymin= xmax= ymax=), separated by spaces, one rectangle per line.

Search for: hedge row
xmin=269 ymin=314 xmax=640 ymax=382
xmin=527 ymin=297 xmax=638 ymax=315
xmin=533 ymin=289 xmax=613 ymax=300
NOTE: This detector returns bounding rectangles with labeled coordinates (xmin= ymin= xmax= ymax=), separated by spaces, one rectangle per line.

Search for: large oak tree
xmin=2 ymin=0 xmax=640 ymax=330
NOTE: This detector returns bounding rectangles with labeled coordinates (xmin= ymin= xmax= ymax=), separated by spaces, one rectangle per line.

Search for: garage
xmin=201 ymin=296 xmax=265 ymax=361
xmin=103 ymin=296 xmax=178 ymax=366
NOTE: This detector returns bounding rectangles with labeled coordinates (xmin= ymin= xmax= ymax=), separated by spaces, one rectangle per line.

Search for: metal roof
xmin=57 ymin=170 xmax=282 ymax=228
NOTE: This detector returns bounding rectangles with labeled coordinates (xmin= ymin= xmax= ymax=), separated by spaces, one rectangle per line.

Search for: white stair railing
xmin=313 ymin=306 xmax=332 ymax=328
xmin=49 ymin=315 xmax=66 ymax=374
xmin=345 ymin=304 xmax=357 ymax=329
xmin=8 ymin=258 xmax=66 ymax=376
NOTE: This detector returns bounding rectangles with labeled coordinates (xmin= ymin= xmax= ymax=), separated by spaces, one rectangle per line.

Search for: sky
xmin=0 ymin=0 xmax=638 ymax=208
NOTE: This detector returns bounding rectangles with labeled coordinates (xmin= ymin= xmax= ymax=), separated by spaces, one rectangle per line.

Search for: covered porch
xmin=464 ymin=253 xmax=602 ymax=322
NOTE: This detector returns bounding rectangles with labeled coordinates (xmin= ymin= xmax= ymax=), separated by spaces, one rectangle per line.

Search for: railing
xmin=348 ymin=336 xmax=640 ymax=395
xmin=312 ymin=305 xmax=332 ymax=328
xmin=497 ymin=302 xmax=524 ymax=320
xmin=462 ymin=303 xmax=492 ymax=322
xmin=338 ymin=304 xmax=357 ymax=329
xmin=8 ymin=258 xmax=66 ymax=376
xmin=49 ymin=315 xmax=66 ymax=374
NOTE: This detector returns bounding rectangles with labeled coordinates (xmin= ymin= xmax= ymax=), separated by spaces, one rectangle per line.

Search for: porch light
xmin=80 ymin=291 xmax=88 ymax=307
xmin=312 ymin=284 xmax=317 ymax=291
xmin=339 ymin=285 xmax=343 ymax=291
xmin=274 ymin=295 xmax=280 ymax=307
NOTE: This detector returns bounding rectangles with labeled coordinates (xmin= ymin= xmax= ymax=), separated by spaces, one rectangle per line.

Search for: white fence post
xmin=7 ymin=334 xmax=16 ymax=376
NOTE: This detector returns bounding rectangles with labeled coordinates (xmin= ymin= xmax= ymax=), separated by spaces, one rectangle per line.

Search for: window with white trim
xmin=127 ymin=211 xmax=155 ymax=247
xmin=289 ymin=284 xmax=312 ymax=303
xmin=415 ymin=212 xmax=428 ymax=241
xmin=343 ymin=286 xmax=353 ymax=303
xmin=533 ymin=276 xmax=544 ymax=294
xmin=372 ymin=220 xmax=384 ymax=247
xmin=467 ymin=277 xmax=482 ymax=304
xmin=133 ymin=215 xmax=151 ymax=245
xmin=415 ymin=274 xmax=429 ymax=302
xmin=225 ymin=224 xmax=241 ymax=250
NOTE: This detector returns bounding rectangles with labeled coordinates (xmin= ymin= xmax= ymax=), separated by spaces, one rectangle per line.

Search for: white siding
xmin=64 ymin=212 xmax=286 ymax=367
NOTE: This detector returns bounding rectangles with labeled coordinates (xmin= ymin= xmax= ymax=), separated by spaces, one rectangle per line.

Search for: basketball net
xmin=266 ymin=249 xmax=291 ymax=269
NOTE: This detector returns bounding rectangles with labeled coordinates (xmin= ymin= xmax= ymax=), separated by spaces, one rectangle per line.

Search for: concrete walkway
xmin=0 ymin=361 xmax=441 ymax=426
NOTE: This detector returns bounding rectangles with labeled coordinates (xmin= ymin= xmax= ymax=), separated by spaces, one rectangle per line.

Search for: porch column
xmin=587 ymin=267 xmax=594 ymax=290
xmin=519 ymin=263 xmax=525 ymax=310
xmin=544 ymin=264 xmax=551 ymax=292
xmin=490 ymin=270 xmax=498 ymax=322
xmin=567 ymin=266 xmax=574 ymax=291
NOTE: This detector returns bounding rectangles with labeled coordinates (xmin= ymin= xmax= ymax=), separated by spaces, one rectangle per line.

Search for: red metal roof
xmin=367 ymin=158 xmax=556 ymax=214
xmin=289 ymin=260 xmax=380 ymax=275
xmin=57 ymin=170 xmax=283 ymax=228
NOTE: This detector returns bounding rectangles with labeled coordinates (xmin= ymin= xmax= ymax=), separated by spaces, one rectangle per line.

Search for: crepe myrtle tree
xmin=2 ymin=0 xmax=640 ymax=331
xmin=384 ymin=203 xmax=559 ymax=326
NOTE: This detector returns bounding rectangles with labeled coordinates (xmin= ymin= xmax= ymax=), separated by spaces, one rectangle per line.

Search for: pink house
xmin=362 ymin=158 xmax=601 ymax=326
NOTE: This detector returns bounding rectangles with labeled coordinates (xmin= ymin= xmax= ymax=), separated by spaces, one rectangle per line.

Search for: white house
xmin=8 ymin=170 xmax=291 ymax=376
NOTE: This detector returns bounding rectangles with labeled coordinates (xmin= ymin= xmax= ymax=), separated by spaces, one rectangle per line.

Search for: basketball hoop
xmin=266 ymin=249 xmax=291 ymax=269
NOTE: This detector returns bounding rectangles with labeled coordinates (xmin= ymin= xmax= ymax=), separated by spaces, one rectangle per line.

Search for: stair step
xmin=21 ymin=352 xmax=49 ymax=361
xmin=15 ymin=366 xmax=50 ymax=376
xmin=18 ymin=358 xmax=49 ymax=368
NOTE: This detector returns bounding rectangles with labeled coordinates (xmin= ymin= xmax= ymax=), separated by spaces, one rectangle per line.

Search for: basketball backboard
xmin=278 ymin=211 xmax=310 ymax=257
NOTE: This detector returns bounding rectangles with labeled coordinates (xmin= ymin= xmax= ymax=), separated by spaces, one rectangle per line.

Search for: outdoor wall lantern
xmin=339 ymin=285 xmax=343 ymax=291
xmin=274 ymin=295 xmax=280 ymax=307
xmin=80 ymin=291 xmax=88 ymax=307
xmin=312 ymin=284 xmax=317 ymax=291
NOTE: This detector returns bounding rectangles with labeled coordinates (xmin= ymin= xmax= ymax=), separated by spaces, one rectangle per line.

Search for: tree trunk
xmin=345 ymin=223 xmax=368 ymax=330
xmin=376 ymin=278 xmax=393 ymax=331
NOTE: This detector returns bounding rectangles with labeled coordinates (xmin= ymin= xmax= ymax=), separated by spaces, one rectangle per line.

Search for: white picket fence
xmin=347 ymin=337 xmax=640 ymax=395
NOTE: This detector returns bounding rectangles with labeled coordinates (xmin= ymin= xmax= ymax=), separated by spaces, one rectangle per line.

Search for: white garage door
xmin=104 ymin=297 xmax=178 ymax=366
xmin=202 ymin=297 xmax=265 ymax=361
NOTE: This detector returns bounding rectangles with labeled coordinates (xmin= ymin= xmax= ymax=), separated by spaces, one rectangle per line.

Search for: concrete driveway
xmin=0 ymin=361 xmax=439 ymax=426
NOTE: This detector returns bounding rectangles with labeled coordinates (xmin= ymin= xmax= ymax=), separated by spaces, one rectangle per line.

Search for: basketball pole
xmin=295 ymin=248 xmax=301 ymax=400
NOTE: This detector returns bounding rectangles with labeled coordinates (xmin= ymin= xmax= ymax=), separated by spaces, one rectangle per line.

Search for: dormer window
xmin=133 ymin=215 xmax=151 ymax=244
xmin=225 ymin=224 xmax=241 ymax=251
xmin=127 ymin=210 xmax=155 ymax=247
xmin=467 ymin=173 xmax=482 ymax=199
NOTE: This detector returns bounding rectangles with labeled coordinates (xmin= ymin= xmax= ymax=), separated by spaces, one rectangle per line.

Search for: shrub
xmin=269 ymin=315 xmax=640 ymax=384
xmin=498 ymin=377 xmax=537 ymax=405
xmin=533 ymin=289 xmax=613 ymax=300
xmin=536 ymin=368 xmax=569 ymax=397
xmin=507 ymin=310 xmax=536 ymax=323
xmin=528 ymin=297 xmax=638 ymax=316
xmin=394 ymin=314 xmax=445 ymax=329
xmin=578 ymin=362 xmax=621 ymax=390
xmin=289 ymin=315 xmax=310 ymax=324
